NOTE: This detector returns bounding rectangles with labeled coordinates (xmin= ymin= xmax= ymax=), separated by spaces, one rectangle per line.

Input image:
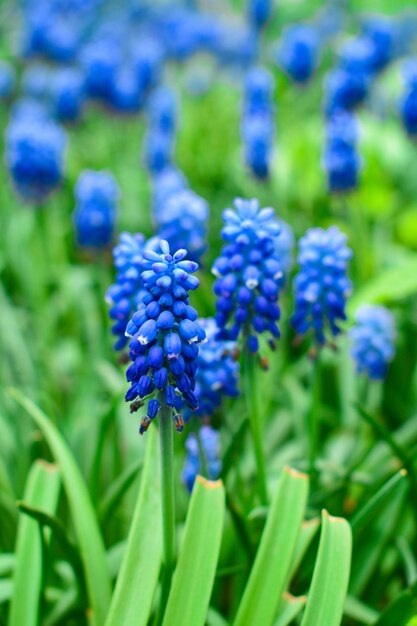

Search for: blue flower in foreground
xmin=6 ymin=115 xmax=66 ymax=204
xmin=274 ymin=24 xmax=321 ymax=84
xmin=400 ymin=61 xmax=417 ymax=137
xmin=323 ymin=112 xmax=361 ymax=193
xmin=292 ymin=226 xmax=352 ymax=344
xmin=350 ymin=305 xmax=396 ymax=379
xmin=124 ymin=240 xmax=206 ymax=434
xmin=182 ymin=425 xmax=221 ymax=492
xmin=154 ymin=189 xmax=208 ymax=264
xmin=51 ymin=68 xmax=85 ymax=122
xmin=73 ymin=170 xmax=118 ymax=249
xmin=212 ymin=198 xmax=283 ymax=353
xmin=187 ymin=318 xmax=239 ymax=419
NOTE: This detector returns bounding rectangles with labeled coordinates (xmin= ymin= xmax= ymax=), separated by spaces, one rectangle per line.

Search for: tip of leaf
xmin=36 ymin=460 xmax=58 ymax=473
xmin=322 ymin=509 xmax=348 ymax=524
xmin=400 ymin=468 xmax=408 ymax=476
xmin=284 ymin=465 xmax=308 ymax=481
xmin=196 ymin=476 xmax=223 ymax=490
xmin=283 ymin=592 xmax=307 ymax=605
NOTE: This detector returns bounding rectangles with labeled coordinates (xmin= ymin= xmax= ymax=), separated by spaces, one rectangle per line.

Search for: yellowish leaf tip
xmin=196 ymin=475 xmax=223 ymax=490
xmin=284 ymin=465 xmax=308 ymax=480
xmin=322 ymin=509 xmax=348 ymax=524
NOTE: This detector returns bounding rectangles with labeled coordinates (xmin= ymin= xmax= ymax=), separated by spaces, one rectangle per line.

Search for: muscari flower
xmin=322 ymin=111 xmax=361 ymax=193
xmin=400 ymin=60 xmax=417 ymax=137
xmin=292 ymin=226 xmax=352 ymax=345
xmin=349 ymin=305 xmax=396 ymax=380
xmin=106 ymin=232 xmax=148 ymax=351
xmin=81 ymin=38 xmax=121 ymax=101
xmin=273 ymin=24 xmax=321 ymax=84
xmin=110 ymin=64 xmax=145 ymax=114
xmin=182 ymin=425 xmax=221 ymax=492
xmin=186 ymin=318 xmax=239 ymax=419
xmin=6 ymin=114 xmax=66 ymax=204
xmin=242 ymin=67 xmax=275 ymax=180
xmin=73 ymin=170 xmax=118 ymax=249
xmin=212 ymin=198 xmax=283 ymax=353
xmin=248 ymin=0 xmax=271 ymax=30
xmin=0 ymin=62 xmax=15 ymax=100
xmin=324 ymin=67 xmax=369 ymax=115
xmin=144 ymin=87 xmax=178 ymax=174
xmin=124 ymin=240 xmax=206 ymax=434
xmin=51 ymin=67 xmax=85 ymax=122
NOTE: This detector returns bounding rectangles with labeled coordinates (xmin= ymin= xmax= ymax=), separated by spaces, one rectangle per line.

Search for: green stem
xmin=157 ymin=400 xmax=176 ymax=623
xmin=308 ymin=353 xmax=321 ymax=482
xmin=243 ymin=349 xmax=268 ymax=505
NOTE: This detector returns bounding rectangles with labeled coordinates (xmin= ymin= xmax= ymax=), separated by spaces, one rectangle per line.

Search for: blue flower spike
xmin=124 ymin=240 xmax=206 ymax=434
xmin=350 ymin=305 xmax=396 ymax=380
xmin=73 ymin=170 xmax=118 ymax=249
xmin=292 ymin=226 xmax=352 ymax=345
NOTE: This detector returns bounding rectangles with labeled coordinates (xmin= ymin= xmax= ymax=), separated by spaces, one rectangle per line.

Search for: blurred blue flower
xmin=212 ymin=198 xmax=283 ymax=353
xmin=274 ymin=24 xmax=320 ymax=84
xmin=0 ymin=61 xmax=15 ymax=100
xmin=400 ymin=60 xmax=417 ymax=137
xmin=73 ymin=170 xmax=118 ymax=249
xmin=22 ymin=64 xmax=52 ymax=101
xmin=350 ymin=305 xmax=396 ymax=379
xmin=182 ymin=425 xmax=221 ymax=492
xmin=6 ymin=115 xmax=66 ymax=204
xmin=124 ymin=240 xmax=206 ymax=434
xmin=81 ymin=38 xmax=121 ymax=101
xmin=107 ymin=232 xmax=148 ymax=351
xmin=292 ymin=226 xmax=352 ymax=344
xmin=324 ymin=68 xmax=369 ymax=114
xmin=110 ymin=65 xmax=145 ymax=114
xmin=131 ymin=38 xmax=164 ymax=91
xmin=361 ymin=16 xmax=396 ymax=73
xmin=144 ymin=87 xmax=177 ymax=174
xmin=323 ymin=111 xmax=361 ymax=193
xmin=51 ymin=68 xmax=85 ymax=122
xmin=248 ymin=0 xmax=271 ymax=29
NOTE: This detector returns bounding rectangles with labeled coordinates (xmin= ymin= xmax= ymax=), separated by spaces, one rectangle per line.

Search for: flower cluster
xmin=322 ymin=111 xmax=361 ymax=193
xmin=51 ymin=68 xmax=85 ymax=122
xmin=106 ymin=232 xmax=148 ymax=351
xmin=6 ymin=113 xmax=66 ymax=204
xmin=274 ymin=24 xmax=321 ymax=84
xmin=247 ymin=0 xmax=271 ymax=30
xmin=349 ymin=305 xmax=396 ymax=379
xmin=73 ymin=170 xmax=118 ymax=249
xmin=186 ymin=318 xmax=239 ymax=419
xmin=182 ymin=425 xmax=221 ymax=492
xmin=124 ymin=240 xmax=206 ymax=434
xmin=400 ymin=60 xmax=417 ymax=137
xmin=0 ymin=61 xmax=15 ymax=100
xmin=291 ymin=226 xmax=352 ymax=344
xmin=212 ymin=198 xmax=283 ymax=353
xmin=241 ymin=67 xmax=275 ymax=180
xmin=144 ymin=87 xmax=177 ymax=175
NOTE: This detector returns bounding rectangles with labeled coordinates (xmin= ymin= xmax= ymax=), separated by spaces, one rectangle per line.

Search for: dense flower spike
xmin=322 ymin=111 xmax=361 ymax=193
xmin=144 ymin=87 xmax=177 ymax=174
xmin=106 ymin=232 xmax=148 ymax=351
xmin=274 ymin=24 xmax=321 ymax=84
xmin=73 ymin=170 xmax=118 ymax=249
xmin=6 ymin=114 xmax=66 ymax=204
xmin=292 ymin=226 xmax=352 ymax=344
xmin=400 ymin=60 xmax=417 ymax=137
xmin=349 ymin=305 xmax=396 ymax=379
xmin=182 ymin=425 xmax=221 ymax=492
xmin=212 ymin=198 xmax=284 ymax=353
xmin=124 ymin=240 xmax=206 ymax=434
xmin=247 ymin=0 xmax=271 ymax=30
xmin=241 ymin=67 xmax=275 ymax=180
xmin=51 ymin=68 xmax=85 ymax=122
xmin=185 ymin=318 xmax=239 ymax=419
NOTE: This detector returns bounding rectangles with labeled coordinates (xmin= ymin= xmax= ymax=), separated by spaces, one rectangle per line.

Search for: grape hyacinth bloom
xmin=6 ymin=115 xmax=66 ymax=204
xmin=51 ymin=68 xmax=85 ymax=122
xmin=182 ymin=425 xmax=221 ymax=492
xmin=187 ymin=318 xmax=239 ymax=419
xmin=248 ymin=0 xmax=271 ymax=30
xmin=274 ymin=24 xmax=321 ymax=84
xmin=124 ymin=240 xmax=206 ymax=434
xmin=212 ymin=198 xmax=283 ymax=353
xmin=292 ymin=226 xmax=352 ymax=345
xmin=144 ymin=87 xmax=178 ymax=174
xmin=73 ymin=170 xmax=118 ymax=249
xmin=323 ymin=111 xmax=361 ymax=193
xmin=350 ymin=305 xmax=396 ymax=379
xmin=0 ymin=62 xmax=15 ymax=100
xmin=400 ymin=60 xmax=417 ymax=137
xmin=242 ymin=68 xmax=275 ymax=180
xmin=106 ymin=232 xmax=148 ymax=351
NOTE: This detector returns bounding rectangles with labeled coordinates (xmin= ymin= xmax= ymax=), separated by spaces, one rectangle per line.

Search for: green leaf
xmin=344 ymin=595 xmax=379 ymax=625
xmin=9 ymin=460 xmax=60 ymax=626
xmin=289 ymin=517 xmax=321 ymax=579
xmin=98 ymin=459 xmax=142 ymax=524
xmin=162 ymin=476 xmax=225 ymax=626
xmin=373 ymin=582 xmax=417 ymax=626
xmin=0 ymin=579 xmax=13 ymax=605
xmin=274 ymin=594 xmax=307 ymax=626
xmin=300 ymin=510 xmax=352 ymax=626
xmin=233 ymin=466 xmax=309 ymax=626
xmin=9 ymin=389 xmax=111 ymax=626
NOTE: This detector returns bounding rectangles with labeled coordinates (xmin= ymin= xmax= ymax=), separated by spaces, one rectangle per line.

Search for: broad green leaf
xmin=300 ymin=510 xmax=352 ymax=626
xmin=9 ymin=461 xmax=60 ymax=626
xmin=98 ymin=459 xmax=142 ymax=524
xmin=373 ymin=582 xmax=417 ymax=626
xmin=0 ymin=579 xmax=13 ymax=604
xmin=10 ymin=389 xmax=111 ymax=626
xmin=207 ymin=607 xmax=230 ymax=626
xmin=274 ymin=593 xmax=307 ymax=626
xmin=162 ymin=476 xmax=225 ymax=626
xmin=233 ymin=466 xmax=309 ymax=626
xmin=105 ymin=426 xmax=162 ymax=626
xmin=344 ymin=595 xmax=379 ymax=625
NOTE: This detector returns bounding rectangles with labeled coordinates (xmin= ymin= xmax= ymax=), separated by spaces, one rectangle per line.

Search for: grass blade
xmin=233 ymin=466 xmax=309 ymax=626
xmin=300 ymin=510 xmax=352 ymax=626
xmin=105 ymin=426 xmax=162 ymax=626
xmin=372 ymin=582 xmax=417 ymax=626
xmin=289 ymin=517 xmax=321 ymax=579
xmin=162 ymin=476 xmax=225 ymax=626
xmin=10 ymin=389 xmax=111 ymax=626
xmin=9 ymin=461 xmax=60 ymax=626
xmin=98 ymin=459 xmax=142 ymax=524
xmin=274 ymin=593 xmax=307 ymax=626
